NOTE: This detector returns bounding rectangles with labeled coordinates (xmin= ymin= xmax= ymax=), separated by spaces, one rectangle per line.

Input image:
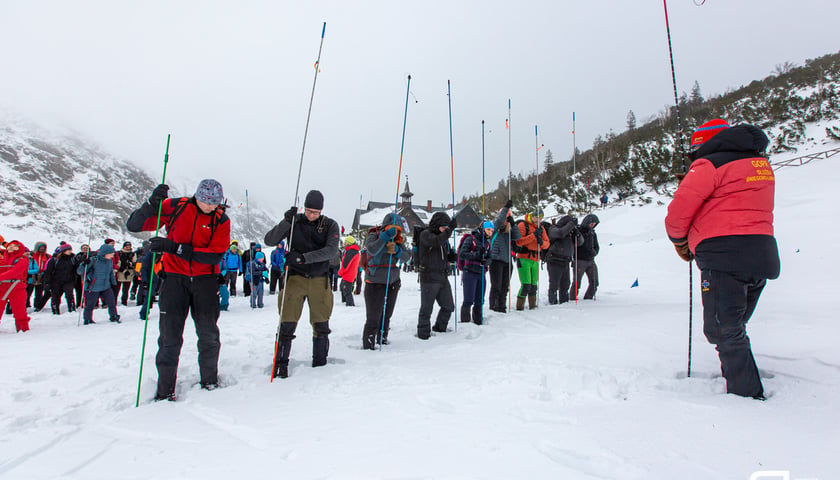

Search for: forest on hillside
xmin=465 ymin=50 xmax=840 ymax=216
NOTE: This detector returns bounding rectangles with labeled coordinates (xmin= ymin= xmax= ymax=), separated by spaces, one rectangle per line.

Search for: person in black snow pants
xmin=362 ymin=213 xmax=411 ymax=349
xmin=487 ymin=200 xmax=521 ymax=313
xmin=545 ymin=215 xmax=583 ymax=305
xmin=570 ymin=213 xmax=600 ymax=301
xmin=416 ymin=212 xmax=458 ymax=339
xmin=44 ymin=244 xmax=77 ymax=314
xmin=126 ymin=179 xmax=230 ymax=401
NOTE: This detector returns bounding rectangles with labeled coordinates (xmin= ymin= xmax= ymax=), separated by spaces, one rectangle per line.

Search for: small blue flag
xmin=630 ymin=278 xmax=639 ymax=288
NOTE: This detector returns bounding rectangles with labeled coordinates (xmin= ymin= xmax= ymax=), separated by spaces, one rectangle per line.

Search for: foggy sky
xmin=1 ymin=0 xmax=836 ymax=229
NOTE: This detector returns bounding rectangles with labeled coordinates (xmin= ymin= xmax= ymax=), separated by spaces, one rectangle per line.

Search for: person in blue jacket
xmin=222 ymin=241 xmax=242 ymax=296
xmin=77 ymin=243 xmax=120 ymax=325
xmin=245 ymin=251 xmax=269 ymax=308
xmin=269 ymin=241 xmax=286 ymax=295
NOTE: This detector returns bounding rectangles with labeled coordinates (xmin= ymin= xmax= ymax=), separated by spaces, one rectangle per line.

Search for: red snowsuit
xmin=0 ymin=242 xmax=31 ymax=332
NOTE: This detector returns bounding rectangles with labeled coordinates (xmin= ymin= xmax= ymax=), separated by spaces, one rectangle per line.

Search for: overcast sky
xmin=1 ymin=0 xmax=837 ymax=228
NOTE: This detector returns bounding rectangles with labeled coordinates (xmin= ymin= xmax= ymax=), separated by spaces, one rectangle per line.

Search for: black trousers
xmin=417 ymin=280 xmax=454 ymax=339
xmin=26 ymin=283 xmax=49 ymax=310
xmin=701 ymin=269 xmax=766 ymax=398
xmin=570 ymin=259 xmax=598 ymax=300
xmin=75 ymin=276 xmax=83 ymax=306
xmin=117 ymin=281 xmax=132 ymax=305
xmin=155 ymin=274 xmax=221 ymax=397
xmin=269 ymin=268 xmax=284 ymax=294
xmin=362 ymin=280 xmax=400 ymax=348
xmin=340 ymin=279 xmax=356 ymax=306
xmin=488 ymin=260 xmax=512 ymax=312
xmin=546 ymin=260 xmax=571 ymax=304
xmin=50 ymin=282 xmax=76 ymax=312
xmin=224 ymin=271 xmax=238 ymax=296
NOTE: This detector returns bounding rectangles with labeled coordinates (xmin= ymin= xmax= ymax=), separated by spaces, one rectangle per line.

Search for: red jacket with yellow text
xmin=126 ymin=196 xmax=230 ymax=277
xmin=665 ymin=124 xmax=779 ymax=278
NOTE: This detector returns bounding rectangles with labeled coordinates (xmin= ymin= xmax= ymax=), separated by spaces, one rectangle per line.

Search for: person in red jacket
xmin=665 ymin=119 xmax=780 ymax=400
xmin=0 ymin=240 xmax=32 ymax=332
xmin=337 ymin=235 xmax=361 ymax=306
xmin=127 ymin=179 xmax=231 ymax=401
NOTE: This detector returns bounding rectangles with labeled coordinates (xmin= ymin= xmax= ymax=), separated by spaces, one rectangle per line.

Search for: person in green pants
xmin=514 ymin=209 xmax=549 ymax=310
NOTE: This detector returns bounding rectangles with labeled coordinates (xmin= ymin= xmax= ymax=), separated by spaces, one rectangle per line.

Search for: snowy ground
xmin=1 ymin=157 xmax=838 ymax=480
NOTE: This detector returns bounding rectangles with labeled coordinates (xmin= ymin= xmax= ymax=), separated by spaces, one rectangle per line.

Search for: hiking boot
xmin=200 ymin=382 xmax=219 ymax=391
xmin=273 ymin=363 xmax=289 ymax=379
xmin=528 ymin=295 xmax=538 ymax=310
xmin=515 ymin=296 xmax=526 ymax=311
xmin=460 ymin=305 xmax=471 ymax=323
xmin=110 ymin=315 xmax=121 ymax=323
xmin=154 ymin=393 xmax=177 ymax=402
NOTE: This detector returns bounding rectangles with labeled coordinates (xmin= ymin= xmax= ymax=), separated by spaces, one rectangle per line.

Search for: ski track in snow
xmin=1 ymin=156 xmax=839 ymax=479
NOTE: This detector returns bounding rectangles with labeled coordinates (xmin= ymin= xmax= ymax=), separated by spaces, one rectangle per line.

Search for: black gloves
xmin=446 ymin=251 xmax=457 ymax=263
xmin=284 ymin=206 xmax=298 ymax=223
xmin=286 ymin=252 xmax=305 ymax=266
xmin=149 ymin=236 xmax=177 ymax=253
xmin=504 ymin=199 xmax=513 ymax=209
xmin=149 ymin=184 xmax=169 ymax=206
xmin=149 ymin=237 xmax=192 ymax=260
xmin=534 ymin=226 xmax=544 ymax=246
xmin=449 ymin=217 xmax=458 ymax=230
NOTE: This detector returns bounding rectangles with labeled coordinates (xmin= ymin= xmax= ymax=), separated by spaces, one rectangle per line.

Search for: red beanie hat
xmin=690 ymin=119 xmax=730 ymax=151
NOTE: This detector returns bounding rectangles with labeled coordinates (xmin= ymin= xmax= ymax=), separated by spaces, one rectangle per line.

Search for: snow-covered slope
xmin=0 ymin=145 xmax=836 ymax=478
xmin=0 ymin=111 xmax=277 ymax=248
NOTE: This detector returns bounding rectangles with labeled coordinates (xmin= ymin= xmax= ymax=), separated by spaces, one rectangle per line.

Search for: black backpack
xmin=511 ymin=220 xmax=532 ymax=254
xmin=412 ymin=225 xmax=427 ymax=271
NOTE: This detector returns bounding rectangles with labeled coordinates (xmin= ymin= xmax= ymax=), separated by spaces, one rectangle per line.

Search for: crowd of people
xmin=0 ymin=119 xmax=779 ymax=401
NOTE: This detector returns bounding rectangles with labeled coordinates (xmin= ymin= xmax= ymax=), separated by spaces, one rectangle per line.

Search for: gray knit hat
xmin=195 ymin=179 xmax=224 ymax=205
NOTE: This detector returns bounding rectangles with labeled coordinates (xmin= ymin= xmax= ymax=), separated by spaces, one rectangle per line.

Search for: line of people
xmin=0 ymin=236 xmax=165 ymax=330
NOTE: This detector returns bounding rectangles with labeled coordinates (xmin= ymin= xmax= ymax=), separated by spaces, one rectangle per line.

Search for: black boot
xmin=362 ymin=325 xmax=377 ymax=350
xmin=273 ymin=322 xmax=297 ymax=379
xmin=548 ymin=289 xmax=558 ymax=305
xmin=51 ymin=304 xmax=60 ymax=315
xmin=110 ymin=314 xmax=121 ymax=323
xmin=312 ymin=336 xmax=329 ymax=367
xmin=312 ymin=322 xmax=331 ymax=367
xmin=472 ymin=305 xmax=483 ymax=325
xmin=460 ymin=305 xmax=471 ymax=323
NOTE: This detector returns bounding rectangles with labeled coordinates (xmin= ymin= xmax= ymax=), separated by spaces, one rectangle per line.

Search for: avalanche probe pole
xmin=480 ymin=119 xmax=487 ymax=324
xmin=663 ymin=0 xmax=692 ymax=378
xmin=448 ymin=80 xmax=459 ymax=330
xmin=507 ymin=99 xmax=513 ymax=311
xmin=78 ymin=175 xmax=99 ymax=327
xmin=272 ymin=22 xmax=326 ymax=380
xmin=136 ymin=134 xmax=170 ymax=407
xmin=379 ymin=74 xmax=412 ymax=349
